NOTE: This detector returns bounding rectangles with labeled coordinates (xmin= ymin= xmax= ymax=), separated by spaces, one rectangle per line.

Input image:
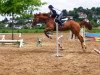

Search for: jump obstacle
xmin=56 ymin=23 xmax=63 ymax=57
xmin=36 ymin=37 xmax=42 ymax=47
xmin=0 ymin=39 xmax=23 ymax=47
xmin=69 ymin=27 xmax=100 ymax=42
xmin=0 ymin=33 xmax=22 ymax=37
xmin=85 ymin=33 xmax=100 ymax=37
xmin=0 ymin=33 xmax=23 ymax=47
xmin=85 ymin=33 xmax=100 ymax=41
xmin=94 ymin=48 xmax=100 ymax=54
xmin=57 ymin=35 xmax=63 ymax=50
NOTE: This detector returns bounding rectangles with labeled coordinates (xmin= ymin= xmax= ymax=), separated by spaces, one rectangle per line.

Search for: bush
xmin=0 ymin=23 xmax=6 ymax=29
xmin=90 ymin=19 xmax=100 ymax=27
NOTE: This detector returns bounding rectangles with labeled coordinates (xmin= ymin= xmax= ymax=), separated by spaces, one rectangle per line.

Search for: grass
xmin=91 ymin=28 xmax=100 ymax=33
xmin=0 ymin=28 xmax=44 ymax=33
xmin=0 ymin=27 xmax=100 ymax=33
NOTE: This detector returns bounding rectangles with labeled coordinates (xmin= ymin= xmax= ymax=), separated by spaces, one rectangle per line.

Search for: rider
xmin=48 ymin=5 xmax=63 ymax=26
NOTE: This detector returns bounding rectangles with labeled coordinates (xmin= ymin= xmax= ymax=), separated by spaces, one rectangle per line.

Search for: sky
xmin=35 ymin=0 xmax=100 ymax=13
xmin=0 ymin=0 xmax=100 ymax=21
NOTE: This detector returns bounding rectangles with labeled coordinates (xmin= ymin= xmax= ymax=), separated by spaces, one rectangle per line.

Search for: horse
xmin=32 ymin=13 xmax=91 ymax=50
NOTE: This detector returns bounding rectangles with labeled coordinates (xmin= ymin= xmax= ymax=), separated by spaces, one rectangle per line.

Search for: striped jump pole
xmin=80 ymin=26 xmax=86 ymax=46
xmin=56 ymin=23 xmax=62 ymax=57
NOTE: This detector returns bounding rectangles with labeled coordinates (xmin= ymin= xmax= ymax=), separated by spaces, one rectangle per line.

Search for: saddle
xmin=55 ymin=17 xmax=68 ymax=27
xmin=54 ymin=9 xmax=69 ymax=27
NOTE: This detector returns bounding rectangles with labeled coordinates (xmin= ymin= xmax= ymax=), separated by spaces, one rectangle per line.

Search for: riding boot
xmin=58 ymin=21 xmax=63 ymax=27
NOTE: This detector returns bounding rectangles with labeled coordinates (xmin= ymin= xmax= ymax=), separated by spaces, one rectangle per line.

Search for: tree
xmin=69 ymin=10 xmax=79 ymax=21
xmin=0 ymin=0 xmax=46 ymax=15
xmin=0 ymin=0 xmax=46 ymax=39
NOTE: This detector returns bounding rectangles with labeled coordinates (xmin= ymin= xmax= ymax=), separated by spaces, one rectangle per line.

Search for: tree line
xmin=68 ymin=7 xmax=100 ymax=27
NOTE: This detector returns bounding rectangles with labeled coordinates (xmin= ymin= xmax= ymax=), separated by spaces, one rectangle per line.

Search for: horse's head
xmin=80 ymin=19 xmax=92 ymax=30
xmin=32 ymin=13 xmax=50 ymax=27
xmin=32 ymin=14 xmax=40 ymax=27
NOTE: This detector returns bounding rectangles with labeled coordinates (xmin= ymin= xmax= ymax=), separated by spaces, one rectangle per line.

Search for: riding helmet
xmin=48 ymin=5 xmax=54 ymax=9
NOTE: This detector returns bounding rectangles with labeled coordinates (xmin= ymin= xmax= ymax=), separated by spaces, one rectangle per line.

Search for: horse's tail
xmin=80 ymin=20 xmax=92 ymax=30
xmin=84 ymin=22 xmax=92 ymax=30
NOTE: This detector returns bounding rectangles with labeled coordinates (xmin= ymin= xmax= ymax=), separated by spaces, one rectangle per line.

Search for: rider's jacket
xmin=50 ymin=9 xmax=58 ymax=18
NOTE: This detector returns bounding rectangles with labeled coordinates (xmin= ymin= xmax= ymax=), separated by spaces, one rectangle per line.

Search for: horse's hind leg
xmin=76 ymin=34 xmax=86 ymax=50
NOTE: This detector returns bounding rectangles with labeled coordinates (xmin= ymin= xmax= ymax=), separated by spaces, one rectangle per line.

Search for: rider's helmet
xmin=48 ymin=5 xmax=54 ymax=9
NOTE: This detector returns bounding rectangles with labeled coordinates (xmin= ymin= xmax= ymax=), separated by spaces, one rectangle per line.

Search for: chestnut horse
xmin=32 ymin=13 xmax=92 ymax=49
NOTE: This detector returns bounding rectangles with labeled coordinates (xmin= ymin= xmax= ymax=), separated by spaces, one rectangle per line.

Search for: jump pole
xmin=83 ymin=26 xmax=86 ymax=46
xmin=56 ymin=23 xmax=61 ymax=57
xmin=81 ymin=26 xmax=86 ymax=45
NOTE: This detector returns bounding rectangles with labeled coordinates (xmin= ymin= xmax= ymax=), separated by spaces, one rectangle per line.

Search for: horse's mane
xmin=34 ymin=13 xmax=50 ymax=17
xmin=42 ymin=13 xmax=50 ymax=16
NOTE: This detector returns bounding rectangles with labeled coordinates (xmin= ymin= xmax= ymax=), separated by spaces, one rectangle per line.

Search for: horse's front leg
xmin=44 ymin=28 xmax=53 ymax=39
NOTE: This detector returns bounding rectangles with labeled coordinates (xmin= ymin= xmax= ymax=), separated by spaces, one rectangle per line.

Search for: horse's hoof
xmin=83 ymin=44 xmax=87 ymax=49
xmin=82 ymin=46 xmax=86 ymax=51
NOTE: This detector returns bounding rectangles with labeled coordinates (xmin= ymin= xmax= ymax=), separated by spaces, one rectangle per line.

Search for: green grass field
xmin=0 ymin=28 xmax=100 ymax=33
xmin=0 ymin=28 xmax=44 ymax=33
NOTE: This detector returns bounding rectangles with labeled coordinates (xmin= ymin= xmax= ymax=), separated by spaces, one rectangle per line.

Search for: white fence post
xmin=56 ymin=23 xmax=59 ymax=56
xmin=56 ymin=23 xmax=62 ymax=57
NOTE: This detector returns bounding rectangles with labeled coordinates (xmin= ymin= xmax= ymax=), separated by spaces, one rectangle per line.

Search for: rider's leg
xmin=57 ymin=20 xmax=62 ymax=26
xmin=57 ymin=13 xmax=63 ymax=26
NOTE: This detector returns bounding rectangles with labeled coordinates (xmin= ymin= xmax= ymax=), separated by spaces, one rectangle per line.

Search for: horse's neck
xmin=40 ymin=17 xmax=49 ymax=23
xmin=45 ymin=18 xmax=55 ymax=28
xmin=45 ymin=18 xmax=54 ymax=23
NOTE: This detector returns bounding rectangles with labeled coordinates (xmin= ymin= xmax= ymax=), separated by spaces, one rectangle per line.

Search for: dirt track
xmin=0 ymin=33 xmax=100 ymax=75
